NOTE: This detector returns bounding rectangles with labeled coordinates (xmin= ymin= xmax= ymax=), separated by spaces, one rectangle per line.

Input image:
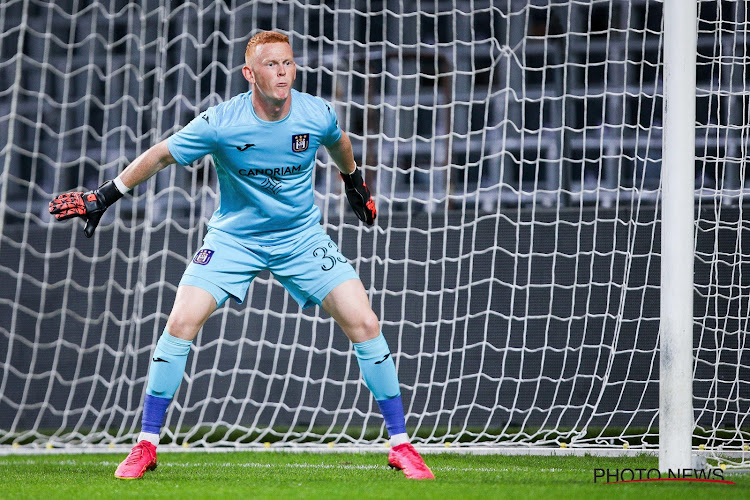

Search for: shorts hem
xmin=179 ymin=274 xmax=234 ymax=307
xmin=303 ymin=270 xmax=360 ymax=309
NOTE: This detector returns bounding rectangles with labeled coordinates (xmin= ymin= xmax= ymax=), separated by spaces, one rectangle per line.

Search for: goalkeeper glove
xmin=340 ymin=167 xmax=376 ymax=225
xmin=49 ymin=180 xmax=124 ymax=237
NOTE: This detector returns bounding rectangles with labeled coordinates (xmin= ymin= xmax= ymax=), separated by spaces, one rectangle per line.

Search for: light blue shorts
xmin=179 ymin=224 xmax=360 ymax=309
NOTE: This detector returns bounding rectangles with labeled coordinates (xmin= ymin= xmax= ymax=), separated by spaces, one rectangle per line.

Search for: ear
xmin=242 ymin=65 xmax=255 ymax=84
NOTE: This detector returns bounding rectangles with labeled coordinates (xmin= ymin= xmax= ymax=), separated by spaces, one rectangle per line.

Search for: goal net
xmin=1 ymin=0 xmax=748 ymax=461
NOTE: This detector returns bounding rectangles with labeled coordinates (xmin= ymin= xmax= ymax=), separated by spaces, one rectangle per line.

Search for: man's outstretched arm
xmin=326 ymin=131 xmax=377 ymax=226
xmin=49 ymin=140 xmax=176 ymax=237
xmin=116 ymin=140 xmax=176 ymax=190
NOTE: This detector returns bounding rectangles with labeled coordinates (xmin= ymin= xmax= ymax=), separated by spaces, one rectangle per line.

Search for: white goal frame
xmin=659 ymin=0 xmax=696 ymax=472
xmin=0 ymin=1 xmax=748 ymax=466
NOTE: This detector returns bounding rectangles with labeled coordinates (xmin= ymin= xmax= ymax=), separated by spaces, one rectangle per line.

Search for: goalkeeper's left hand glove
xmin=49 ymin=180 xmax=124 ymax=237
xmin=340 ymin=167 xmax=376 ymax=226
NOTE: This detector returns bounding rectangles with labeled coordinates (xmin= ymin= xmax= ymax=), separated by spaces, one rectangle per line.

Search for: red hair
xmin=245 ymin=31 xmax=291 ymax=63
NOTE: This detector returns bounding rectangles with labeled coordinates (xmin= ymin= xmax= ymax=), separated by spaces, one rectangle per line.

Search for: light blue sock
xmin=353 ymin=333 xmax=406 ymax=436
xmin=142 ymin=330 xmax=192 ymax=433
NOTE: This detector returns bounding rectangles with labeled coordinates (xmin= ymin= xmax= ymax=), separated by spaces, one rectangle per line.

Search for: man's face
xmin=245 ymin=42 xmax=296 ymax=103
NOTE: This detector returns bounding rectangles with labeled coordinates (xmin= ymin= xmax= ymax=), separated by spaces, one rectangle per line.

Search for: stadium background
xmin=1 ymin=0 xmax=748 ymax=448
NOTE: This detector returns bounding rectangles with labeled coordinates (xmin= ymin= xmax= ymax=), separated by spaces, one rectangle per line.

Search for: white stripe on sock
xmin=137 ymin=432 xmax=160 ymax=447
xmin=389 ymin=433 xmax=409 ymax=447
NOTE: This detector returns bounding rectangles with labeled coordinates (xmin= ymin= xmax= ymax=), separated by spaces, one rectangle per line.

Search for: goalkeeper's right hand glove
xmin=49 ymin=180 xmax=124 ymax=237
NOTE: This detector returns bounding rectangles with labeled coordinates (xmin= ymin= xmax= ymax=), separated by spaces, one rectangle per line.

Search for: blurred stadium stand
xmin=1 ymin=0 xmax=747 ymax=218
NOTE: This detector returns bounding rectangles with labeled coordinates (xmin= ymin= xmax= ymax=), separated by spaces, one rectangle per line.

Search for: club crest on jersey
xmin=292 ymin=134 xmax=309 ymax=152
xmin=192 ymin=249 xmax=214 ymax=265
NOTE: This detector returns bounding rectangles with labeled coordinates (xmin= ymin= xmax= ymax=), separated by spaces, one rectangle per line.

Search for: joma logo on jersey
xmin=192 ymin=249 xmax=214 ymax=265
xmin=292 ymin=134 xmax=309 ymax=152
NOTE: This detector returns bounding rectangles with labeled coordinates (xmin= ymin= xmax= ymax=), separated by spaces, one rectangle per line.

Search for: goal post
xmin=659 ymin=0 xmax=697 ymax=472
xmin=0 ymin=0 xmax=748 ymax=464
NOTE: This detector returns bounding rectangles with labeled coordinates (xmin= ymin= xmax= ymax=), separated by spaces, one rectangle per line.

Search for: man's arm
xmin=326 ymin=132 xmax=377 ymax=225
xmin=326 ymin=131 xmax=356 ymax=175
xmin=117 ymin=140 xmax=176 ymax=189
xmin=49 ymin=140 xmax=176 ymax=237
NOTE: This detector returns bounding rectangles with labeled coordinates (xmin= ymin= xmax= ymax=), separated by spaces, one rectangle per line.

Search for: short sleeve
xmin=320 ymin=100 xmax=343 ymax=147
xmin=167 ymin=110 xmax=219 ymax=165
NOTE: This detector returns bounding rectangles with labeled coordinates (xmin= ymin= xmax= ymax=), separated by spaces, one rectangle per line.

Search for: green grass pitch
xmin=1 ymin=452 xmax=748 ymax=499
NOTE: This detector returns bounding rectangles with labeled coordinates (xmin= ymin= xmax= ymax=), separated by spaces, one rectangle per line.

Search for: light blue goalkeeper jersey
xmin=167 ymin=89 xmax=342 ymax=243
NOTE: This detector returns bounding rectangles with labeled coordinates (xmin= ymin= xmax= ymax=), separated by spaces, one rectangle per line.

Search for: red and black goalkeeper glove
xmin=49 ymin=180 xmax=123 ymax=238
xmin=340 ymin=167 xmax=376 ymax=226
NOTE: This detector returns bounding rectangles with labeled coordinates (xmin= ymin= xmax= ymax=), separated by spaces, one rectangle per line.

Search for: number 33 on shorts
xmin=313 ymin=242 xmax=348 ymax=271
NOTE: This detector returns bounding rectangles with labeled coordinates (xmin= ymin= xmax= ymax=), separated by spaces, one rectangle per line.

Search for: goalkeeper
xmin=49 ymin=31 xmax=433 ymax=481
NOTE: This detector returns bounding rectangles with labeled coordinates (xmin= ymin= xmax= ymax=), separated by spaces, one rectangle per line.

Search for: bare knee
xmin=166 ymin=313 xmax=203 ymax=340
xmin=321 ymin=280 xmax=380 ymax=343
xmin=362 ymin=311 xmax=380 ymax=338
xmin=347 ymin=310 xmax=380 ymax=343
xmin=165 ymin=285 xmax=217 ymax=341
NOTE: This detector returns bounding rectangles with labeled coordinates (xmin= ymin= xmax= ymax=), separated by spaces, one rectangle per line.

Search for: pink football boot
xmin=388 ymin=443 xmax=435 ymax=480
xmin=114 ymin=441 xmax=157 ymax=479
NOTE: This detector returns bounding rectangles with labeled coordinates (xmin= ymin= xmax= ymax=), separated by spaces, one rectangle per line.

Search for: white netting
xmin=693 ymin=0 xmax=750 ymax=467
xmin=0 ymin=0 xmax=747 ymax=461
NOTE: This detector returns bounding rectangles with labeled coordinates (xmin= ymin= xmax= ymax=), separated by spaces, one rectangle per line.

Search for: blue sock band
xmin=377 ymin=395 xmax=407 ymax=436
xmin=353 ymin=333 xmax=405 ymax=436
xmin=142 ymin=394 xmax=171 ymax=434
xmin=142 ymin=330 xmax=192 ymax=433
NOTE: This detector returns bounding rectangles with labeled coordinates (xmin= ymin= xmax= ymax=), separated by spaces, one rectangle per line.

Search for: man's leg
xmin=115 ymin=285 xmax=216 ymax=479
xmin=139 ymin=285 xmax=217 ymax=444
xmin=322 ymin=279 xmax=434 ymax=480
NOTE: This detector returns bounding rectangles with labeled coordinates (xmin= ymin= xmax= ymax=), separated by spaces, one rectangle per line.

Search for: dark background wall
xmin=2 ymin=206 xmax=747 ymax=443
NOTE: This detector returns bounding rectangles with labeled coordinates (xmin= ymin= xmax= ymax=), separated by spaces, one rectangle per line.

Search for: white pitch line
xmin=0 ymin=459 xmax=575 ymax=473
